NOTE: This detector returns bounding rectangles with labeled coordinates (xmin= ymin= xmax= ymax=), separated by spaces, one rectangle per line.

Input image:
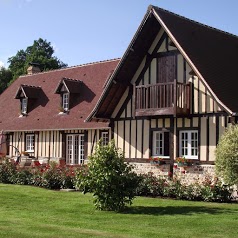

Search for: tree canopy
xmin=8 ymin=38 xmax=67 ymax=81
xmin=0 ymin=67 xmax=12 ymax=94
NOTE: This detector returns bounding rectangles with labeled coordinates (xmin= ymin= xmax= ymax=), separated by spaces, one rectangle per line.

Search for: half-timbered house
xmin=0 ymin=59 xmax=119 ymax=165
xmin=87 ymin=6 xmax=238 ymax=180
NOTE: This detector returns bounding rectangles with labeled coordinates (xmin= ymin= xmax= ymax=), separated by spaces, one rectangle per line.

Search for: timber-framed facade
xmin=0 ymin=59 xmax=119 ymax=166
xmin=87 ymin=6 xmax=238 ymax=179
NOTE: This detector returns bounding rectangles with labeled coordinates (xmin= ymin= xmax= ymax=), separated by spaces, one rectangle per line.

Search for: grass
xmin=0 ymin=184 xmax=238 ymax=238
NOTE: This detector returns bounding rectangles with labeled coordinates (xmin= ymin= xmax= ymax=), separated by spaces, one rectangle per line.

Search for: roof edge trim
xmin=85 ymin=8 xmax=153 ymax=122
xmin=4 ymin=126 xmax=111 ymax=133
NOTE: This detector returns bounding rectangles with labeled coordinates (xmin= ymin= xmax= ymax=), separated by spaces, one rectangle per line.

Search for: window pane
xmin=63 ymin=93 xmax=69 ymax=110
xmin=22 ymin=98 xmax=27 ymax=113
xmin=101 ymin=132 xmax=109 ymax=146
xmin=180 ymin=130 xmax=198 ymax=158
xmin=26 ymin=134 xmax=34 ymax=152
xmin=154 ymin=132 xmax=164 ymax=156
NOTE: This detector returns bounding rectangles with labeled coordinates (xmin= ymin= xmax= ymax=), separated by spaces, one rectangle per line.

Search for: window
xmin=179 ymin=130 xmax=198 ymax=159
xmin=25 ymin=134 xmax=35 ymax=152
xmin=62 ymin=93 xmax=69 ymax=111
xmin=101 ymin=131 xmax=109 ymax=146
xmin=66 ymin=134 xmax=84 ymax=165
xmin=21 ymin=98 xmax=28 ymax=114
xmin=153 ymin=131 xmax=169 ymax=157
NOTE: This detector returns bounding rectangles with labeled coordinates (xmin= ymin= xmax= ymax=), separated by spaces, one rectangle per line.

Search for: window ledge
xmin=151 ymin=156 xmax=170 ymax=159
xmin=19 ymin=113 xmax=27 ymax=117
xmin=58 ymin=110 xmax=69 ymax=115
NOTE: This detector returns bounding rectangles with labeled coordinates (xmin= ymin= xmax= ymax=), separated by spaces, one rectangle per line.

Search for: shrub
xmin=135 ymin=172 xmax=233 ymax=202
xmin=0 ymin=158 xmax=17 ymax=183
xmin=29 ymin=162 xmax=78 ymax=189
xmin=163 ymin=178 xmax=186 ymax=199
xmin=215 ymin=125 xmax=238 ymax=186
xmin=200 ymin=176 xmax=233 ymax=202
xmin=11 ymin=168 xmax=32 ymax=185
xmin=77 ymin=140 xmax=140 ymax=211
xmin=136 ymin=173 xmax=165 ymax=197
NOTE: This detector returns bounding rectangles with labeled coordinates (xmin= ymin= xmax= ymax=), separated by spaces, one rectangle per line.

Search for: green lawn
xmin=0 ymin=184 xmax=238 ymax=238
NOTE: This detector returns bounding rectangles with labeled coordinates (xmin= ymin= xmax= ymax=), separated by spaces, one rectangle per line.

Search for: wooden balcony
xmin=135 ymin=80 xmax=191 ymax=116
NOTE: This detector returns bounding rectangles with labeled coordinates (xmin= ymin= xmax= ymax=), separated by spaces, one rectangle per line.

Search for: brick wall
xmin=131 ymin=162 xmax=216 ymax=184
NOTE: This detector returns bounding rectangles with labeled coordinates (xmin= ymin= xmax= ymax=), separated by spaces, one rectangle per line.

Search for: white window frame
xmin=25 ymin=134 xmax=35 ymax=152
xmin=66 ymin=134 xmax=84 ymax=165
xmin=152 ymin=131 xmax=169 ymax=158
xmin=62 ymin=93 xmax=69 ymax=111
xmin=21 ymin=98 xmax=28 ymax=114
xmin=101 ymin=131 xmax=109 ymax=146
xmin=179 ymin=130 xmax=198 ymax=159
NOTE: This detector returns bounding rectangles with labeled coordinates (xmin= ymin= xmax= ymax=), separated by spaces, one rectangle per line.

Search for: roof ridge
xmin=63 ymin=77 xmax=83 ymax=82
xmin=21 ymin=84 xmax=41 ymax=88
xmin=19 ymin=58 xmax=121 ymax=78
xmin=152 ymin=5 xmax=238 ymax=40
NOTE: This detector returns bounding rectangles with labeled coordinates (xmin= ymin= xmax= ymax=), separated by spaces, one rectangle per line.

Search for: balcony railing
xmin=135 ymin=80 xmax=191 ymax=116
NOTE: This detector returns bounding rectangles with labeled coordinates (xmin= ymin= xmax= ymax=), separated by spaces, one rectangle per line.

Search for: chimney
xmin=27 ymin=62 xmax=41 ymax=75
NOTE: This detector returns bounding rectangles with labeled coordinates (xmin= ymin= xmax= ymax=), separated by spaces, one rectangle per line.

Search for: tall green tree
xmin=0 ymin=67 xmax=12 ymax=93
xmin=8 ymin=38 xmax=67 ymax=81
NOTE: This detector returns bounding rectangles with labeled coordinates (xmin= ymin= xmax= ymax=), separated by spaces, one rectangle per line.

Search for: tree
xmin=76 ymin=141 xmax=139 ymax=211
xmin=215 ymin=125 xmax=238 ymax=186
xmin=8 ymin=38 xmax=67 ymax=81
xmin=0 ymin=67 xmax=12 ymax=93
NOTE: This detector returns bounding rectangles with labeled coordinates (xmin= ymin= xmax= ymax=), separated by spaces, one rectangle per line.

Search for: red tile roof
xmin=0 ymin=59 xmax=119 ymax=131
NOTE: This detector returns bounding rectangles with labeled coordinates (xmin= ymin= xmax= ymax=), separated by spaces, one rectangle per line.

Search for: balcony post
xmin=133 ymin=83 xmax=136 ymax=119
xmin=173 ymin=79 xmax=177 ymax=116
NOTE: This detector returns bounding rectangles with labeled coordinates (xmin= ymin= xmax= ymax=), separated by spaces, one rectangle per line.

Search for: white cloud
xmin=0 ymin=61 xmax=4 ymax=68
xmin=52 ymin=43 xmax=59 ymax=53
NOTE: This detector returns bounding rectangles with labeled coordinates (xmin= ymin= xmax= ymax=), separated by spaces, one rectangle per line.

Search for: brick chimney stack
xmin=27 ymin=62 xmax=41 ymax=75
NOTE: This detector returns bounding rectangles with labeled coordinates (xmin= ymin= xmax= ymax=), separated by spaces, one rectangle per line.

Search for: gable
xmin=111 ymin=30 xmax=223 ymax=120
xmin=87 ymin=5 xmax=238 ymax=121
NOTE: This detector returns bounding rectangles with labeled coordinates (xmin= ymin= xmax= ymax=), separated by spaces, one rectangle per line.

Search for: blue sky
xmin=1 ymin=0 xmax=238 ymax=68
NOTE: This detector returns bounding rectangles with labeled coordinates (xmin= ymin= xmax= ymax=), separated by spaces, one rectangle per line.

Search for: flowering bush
xmin=136 ymin=173 xmax=166 ymax=197
xmin=149 ymin=157 xmax=165 ymax=162
xmin=0 ymin=157 xmax=234 ymax=203
xmin=175 ymin=157 xmax=193 ymax=166
xmin=0 ymin=158 xmax=83 ymax=190
xmin=136 ymin=173 xmax=233 ymax=202
xmin=0 ymin=158 xmax=17 ymax=183
xmin=176 ymin=157 xmax=187 ymax=163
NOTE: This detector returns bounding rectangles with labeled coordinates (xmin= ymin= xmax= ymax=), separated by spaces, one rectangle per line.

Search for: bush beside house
xmin=216 ymin=125 xmax=238 ymax=186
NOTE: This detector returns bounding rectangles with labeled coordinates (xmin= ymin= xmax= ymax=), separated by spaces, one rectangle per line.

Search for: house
xmin=0 ymin=59 xmax=119 ymax=165
xmin=86 ymin=6 xmax=238 ymax=181
xmin=1 ymin=5 xmax=237 ymax=182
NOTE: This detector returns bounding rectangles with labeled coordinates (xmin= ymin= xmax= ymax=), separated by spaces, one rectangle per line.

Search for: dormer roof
xmin=15 ymin=84 xmax=42 ymax=99
xmin=55 ymin=78 xmax=83 ymax=94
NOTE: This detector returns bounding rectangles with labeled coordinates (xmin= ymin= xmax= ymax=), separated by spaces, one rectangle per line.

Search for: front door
xmin=66 ymin=134 xmax=84 ymax=165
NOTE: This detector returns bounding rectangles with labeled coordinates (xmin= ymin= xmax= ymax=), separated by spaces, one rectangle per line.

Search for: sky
xmin=1 ymin=0 xmax=238 ymax=68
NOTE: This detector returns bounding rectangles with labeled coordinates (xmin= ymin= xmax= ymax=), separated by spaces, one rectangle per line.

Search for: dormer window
xmin=15 ymin=84 xmax=42 ymax=116
xmin=21 ymin=98 xmax=28 ymax=114
xmin=62 ymin=93 xmax=69 ymax=111
xmin=55 ymin=77 xmax=82 ymax=113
